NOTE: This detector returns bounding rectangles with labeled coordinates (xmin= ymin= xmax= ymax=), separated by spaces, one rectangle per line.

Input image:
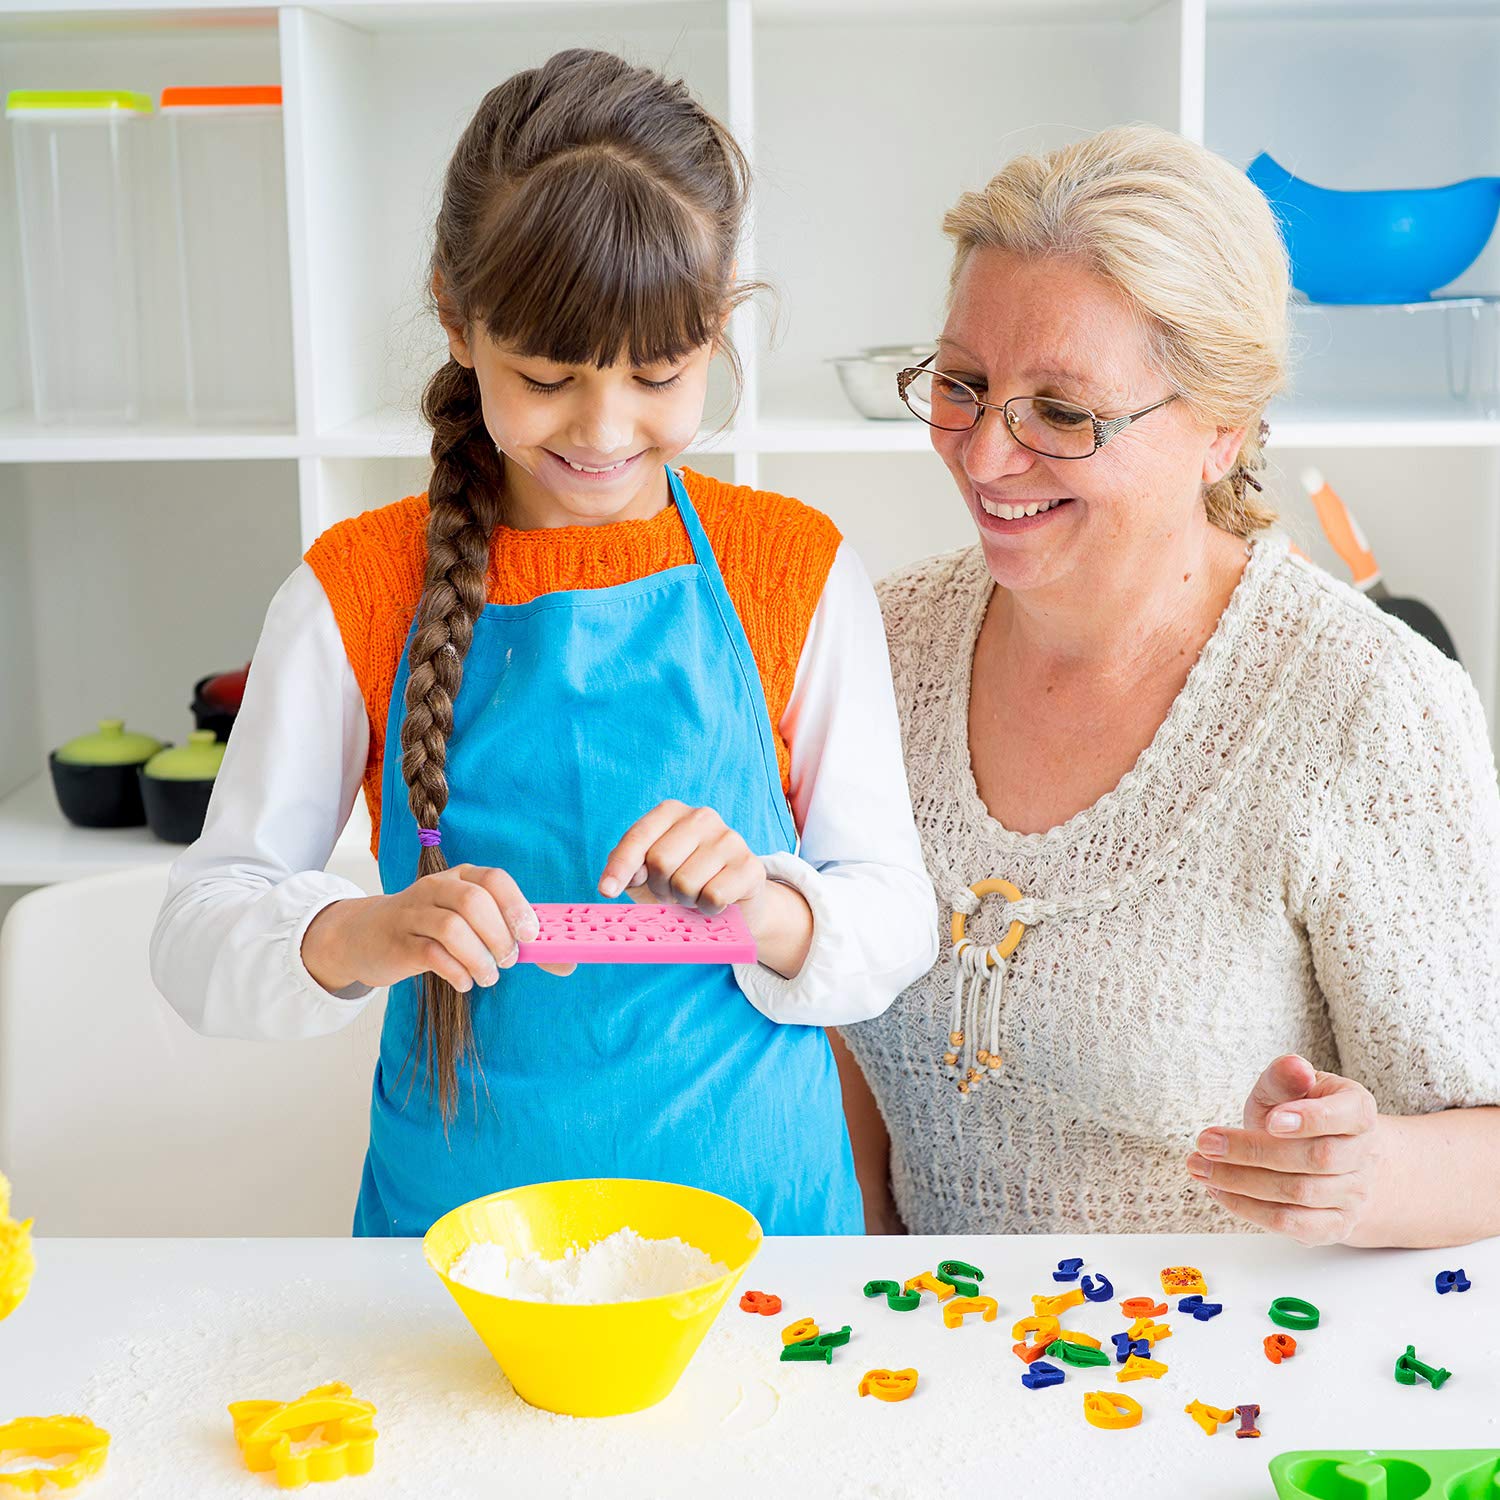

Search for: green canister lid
xmin=54 ymin=718 xmax=164 ymax=767
xmin=5 ymin=90 xmax=154 ymax=117
xmin=144 ymin=729 xmax=226 ymax=782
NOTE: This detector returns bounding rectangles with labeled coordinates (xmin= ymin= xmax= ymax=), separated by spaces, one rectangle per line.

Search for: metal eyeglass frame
xmin=896 ymin=353 xmax=1179 ymax=459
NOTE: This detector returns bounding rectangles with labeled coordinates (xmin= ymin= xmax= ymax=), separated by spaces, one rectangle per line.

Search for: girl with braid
xmin=151 ymin=50 xmax=936 ymax=1236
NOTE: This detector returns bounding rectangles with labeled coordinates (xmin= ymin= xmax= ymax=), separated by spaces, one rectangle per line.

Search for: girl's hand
xmin=302 ymin=864 xmax=575 ymax=994
xmin=600 ymin=801 xmax=814 ymax=977
xmin=1185 ymin=1053 xmax=1385 ymax=1246
xmin=599 ymin=801 xmax=767 ymax=914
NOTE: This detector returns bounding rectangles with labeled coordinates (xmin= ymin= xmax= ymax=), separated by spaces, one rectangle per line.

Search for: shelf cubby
xmin=2 ymin=0 xmax=1498 ymax=884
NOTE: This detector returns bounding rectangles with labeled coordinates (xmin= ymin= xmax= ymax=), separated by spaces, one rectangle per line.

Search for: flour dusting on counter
xmin=55 ymin=1236 xmax=1499 ymax=1499
xmin=448 ymin=1228 xmax=727 ymax=1303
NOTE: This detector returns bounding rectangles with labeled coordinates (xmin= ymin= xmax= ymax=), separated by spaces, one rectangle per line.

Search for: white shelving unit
xmin=3 ymin=0 xmax=1500 ymax=890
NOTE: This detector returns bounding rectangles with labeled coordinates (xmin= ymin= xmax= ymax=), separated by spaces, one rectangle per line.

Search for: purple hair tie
xmin=418 ymin=827 xmax=442 ymax=849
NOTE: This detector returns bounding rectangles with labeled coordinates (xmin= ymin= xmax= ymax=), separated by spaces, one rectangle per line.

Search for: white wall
xmin=12 ymin=461 xmax=302 ymax=754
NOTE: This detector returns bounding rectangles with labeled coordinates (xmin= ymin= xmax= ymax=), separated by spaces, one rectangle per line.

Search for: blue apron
xmin=357 ymin=467 xmax=862 ymax=1238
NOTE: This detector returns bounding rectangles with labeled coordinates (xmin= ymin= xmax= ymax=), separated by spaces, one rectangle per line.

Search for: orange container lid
xmin=160 ymin=86 xmax=282 ymax=110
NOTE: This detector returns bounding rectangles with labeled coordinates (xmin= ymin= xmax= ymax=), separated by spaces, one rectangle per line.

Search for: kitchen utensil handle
xmin=1301 ymin=467 xmax=1381 ymax=590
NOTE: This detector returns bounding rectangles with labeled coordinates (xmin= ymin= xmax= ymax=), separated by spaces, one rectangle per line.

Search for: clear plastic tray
xmin=1283 ymin=294 xmax=1500 ymax=420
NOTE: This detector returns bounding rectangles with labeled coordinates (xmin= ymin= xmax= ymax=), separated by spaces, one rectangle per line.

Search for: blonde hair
xmin=942 ymin=123 xmax=1289 ymax=537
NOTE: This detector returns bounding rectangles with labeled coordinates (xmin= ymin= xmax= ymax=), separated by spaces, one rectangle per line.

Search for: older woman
xmin=833 ymin=124 xmax=1500 ymax=1248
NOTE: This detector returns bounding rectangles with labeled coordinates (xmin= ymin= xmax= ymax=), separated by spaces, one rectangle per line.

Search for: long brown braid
xmin=399 ymin=50 xmax=755 ymax=1121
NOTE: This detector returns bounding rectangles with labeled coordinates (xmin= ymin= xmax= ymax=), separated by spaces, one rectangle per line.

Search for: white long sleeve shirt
xmin=150 ymin=541 xmax=938 ymax=1039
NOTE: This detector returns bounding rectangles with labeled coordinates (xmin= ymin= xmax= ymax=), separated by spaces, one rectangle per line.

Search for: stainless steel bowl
xmin=828 ymin=345 xmax=933 ymax=421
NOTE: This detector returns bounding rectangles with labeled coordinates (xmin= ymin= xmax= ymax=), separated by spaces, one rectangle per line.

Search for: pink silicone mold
xmin=514 ymin=904 xmax=757 ymax=965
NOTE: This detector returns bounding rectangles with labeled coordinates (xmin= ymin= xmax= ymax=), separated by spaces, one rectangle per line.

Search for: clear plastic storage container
xmin=161 ymin=86 xmax=294 ymax=426
xmin=1283 ymin=295 xmax=1500 ymax=421
xmin=6 ymin=90 xmax=152 ymax=424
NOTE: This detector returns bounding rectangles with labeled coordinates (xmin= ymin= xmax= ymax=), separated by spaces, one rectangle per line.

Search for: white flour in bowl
xmin=448 ymin=1228 xmax=727 ymax=1304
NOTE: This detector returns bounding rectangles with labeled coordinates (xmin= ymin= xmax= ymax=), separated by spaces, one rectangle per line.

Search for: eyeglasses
xmin=896 ymin=354 xmax=1179 ymax=460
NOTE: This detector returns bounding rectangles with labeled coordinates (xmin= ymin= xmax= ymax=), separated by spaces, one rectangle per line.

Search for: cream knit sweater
xmin=840 ymin=535 xmax=1500 ymax=1235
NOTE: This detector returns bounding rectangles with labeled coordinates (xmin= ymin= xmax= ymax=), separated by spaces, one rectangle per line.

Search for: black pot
xmin=138 ymin=768 xmax=215 ymax=844
xmin=48 ymin=750 xmax=151 ymax=829
xmin=191 ymin=675 xmax=238 ymax=744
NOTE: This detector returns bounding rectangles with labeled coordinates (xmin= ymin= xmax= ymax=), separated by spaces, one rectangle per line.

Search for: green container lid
xmin=55 ymin=718 xmax=164 ymax=767
xmin=5 ymin=90 xmax=154 ymax=117
xmin=1269 ymin=1449 xmax=1500 ymax=1500
xmin=144 ymin=729 xmax=225 ymax=782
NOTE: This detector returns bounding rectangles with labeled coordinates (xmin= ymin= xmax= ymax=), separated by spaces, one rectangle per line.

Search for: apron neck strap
xmin=667 ymin=466 xmax=722 ymax=584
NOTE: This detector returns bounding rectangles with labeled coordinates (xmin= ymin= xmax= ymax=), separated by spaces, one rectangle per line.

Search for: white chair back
xmin=0 ymin=855 xmax=386 ymax=1235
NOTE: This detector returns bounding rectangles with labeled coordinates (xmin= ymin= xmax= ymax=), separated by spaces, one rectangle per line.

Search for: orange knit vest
xmin=304 ymin=468 xmax=843 ymax=857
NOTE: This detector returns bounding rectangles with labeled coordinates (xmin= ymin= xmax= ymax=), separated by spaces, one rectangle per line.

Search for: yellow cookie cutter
xmin=1084 ymin=1391 xmax=1143 ymax=1430
xmin=943 ymin=1295 xmax=999 ymax=1329
xmin=0 ymin=1170 xmax=36 ymax=1324
xmin=1118 ymin=1353 xmax=1169 ymax=1382
xmin=1185 ymin=1398 xmax=1236 ymax=1435
xmin=1011 ymin=1313 xmax=1060 ymax=1345
xmin=1128 ymin=1316 xmax=1172 ymax=1345
xmin=904 ymin=1272 xmax=956 ymax=1303
xmin=1031 ymin=1288 xmax=1085 ymax=1319
xmin=228 ymin=1382 xmax=377 ymax=1489
xmin=950 ymin=879 xmax=1026 ymax=965
xmin=781 ymin=1317 xmax=819 ymax=1346
xmin=0 ymin=1415 xmax=109 ymax=1493
xmin=858 ymin=1368 xmax=918 ymax=1403
xmin=1055 ymin=1328 xmax=1102 ymax=1349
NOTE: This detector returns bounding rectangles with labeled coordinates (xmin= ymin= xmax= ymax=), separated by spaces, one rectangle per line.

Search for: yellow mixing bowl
xmin=424 ymin=1178 xmax=762 ymax=1417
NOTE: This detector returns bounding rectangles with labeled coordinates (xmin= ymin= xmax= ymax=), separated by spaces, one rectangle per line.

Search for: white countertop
xmin=1 ymin=1233 xmax=1495 ymax=1497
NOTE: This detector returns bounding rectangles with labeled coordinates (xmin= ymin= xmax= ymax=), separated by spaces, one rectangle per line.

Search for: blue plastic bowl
xmin=1247 ymin=152 xmax=1500 ymax=304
